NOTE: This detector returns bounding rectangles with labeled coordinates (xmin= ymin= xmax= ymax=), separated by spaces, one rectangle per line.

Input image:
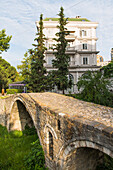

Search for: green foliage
xmin=102 ymin=61 xmax=113 ymax=78
xmin=0 ymin=124 xmax=9 ymax=137
xmin=44 ymin=17 xmax=90 ymax=21
xmin=0 ymin=29 xmax=21 ymax=89
xmin=0 ymin=57 xmax=21 ymax=91
xmin=45 ymin=71 xmax=57 ymax=91
xmin=0 ymin=125 xmax=38 ymax=169
xmin=0 ymin=29 xmax=12 ymax=54
xmin=7 ymin=66 xmax=19 ymax=82
xmin=17 ymin=51 xmax=31 ymax=84
xmin=0 ymin=65 xmax=8 ymax=91
xmin=23 ymin=124 xmax=37 ymax=136
xmin=28 ymin=14 xmax=47 ymax=92
xmin=65 ymin=93 xmax=82 ymax=100
xmin=0 ymin=57 xmax=10 ymax=68
xmin=77 ymin=71 xmax=113 ymax=107
xmin=24 ymin=139 xmax=47 ymax=170
xmin=52 ymin=7 xmax=72 ymax=94
xmin=9 ymin=130 xmax=23 ymax=138
xmin=0 ymin=125 xmax=47 ymax=169
xmin=6 ymin=89 xmax=23 ymax=94
xmin=0 ymin=96 xmax=9 ymax=99
xmin=96 ymin=154 xmax=113 ymax=170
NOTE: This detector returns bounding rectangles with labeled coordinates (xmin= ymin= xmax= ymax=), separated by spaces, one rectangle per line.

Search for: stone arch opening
xmin=62 ymin=147 xmax=104 ymax=170
xmin=9 ymin=100 xmax=34 ymax=131
xmin=44 ymin=124 xmax=57 ymax=161
xmin=57 ymin=140 xmax=113 ymax=170
xmin=49 ymin=131 xmax=53 ymax=160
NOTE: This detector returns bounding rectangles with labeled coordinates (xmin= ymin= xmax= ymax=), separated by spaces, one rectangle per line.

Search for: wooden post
xmin=2 ymin=88 xmax=4 ymax=95
xmin=2 ymin=84 xmax=4 ymax=95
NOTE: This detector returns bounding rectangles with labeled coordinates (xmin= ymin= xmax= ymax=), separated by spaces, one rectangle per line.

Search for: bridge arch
xmin=7 ymin=96 xmax=38 ymax=132
xmin=44 ymin=123 xmax=58 ymax=143
xmin=44 ymin=124 xmax=58 ymax=160
xmin=56 ymin=139 xmax=113 ymax=170
xmin=3 ymin=93 xmax=113 ymax=170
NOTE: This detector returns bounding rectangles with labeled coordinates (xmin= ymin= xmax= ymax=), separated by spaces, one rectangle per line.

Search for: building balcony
xmin=66 ymin=34 xmax=76 ymax=42
xmin=66 ymin=47 xmax=76 ymax=51
xmin=69 ymin=61 xmax=76 ymax=66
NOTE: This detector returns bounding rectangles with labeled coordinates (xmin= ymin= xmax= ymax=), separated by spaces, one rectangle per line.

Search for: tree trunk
xmin=63 ymin=89 xmax=65 ymax=94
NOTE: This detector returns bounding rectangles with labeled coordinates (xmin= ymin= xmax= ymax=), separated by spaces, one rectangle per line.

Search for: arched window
xmin=58 ymin=119 xmax=61 ymax=130
xmin=49 ymin=131 xmax=53 ymax=159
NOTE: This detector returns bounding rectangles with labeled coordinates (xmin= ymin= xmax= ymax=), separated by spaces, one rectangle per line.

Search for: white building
xmin=36 ymin=17 xmax=100 ymax=93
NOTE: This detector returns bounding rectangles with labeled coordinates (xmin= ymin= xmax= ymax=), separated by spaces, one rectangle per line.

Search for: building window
xmin=49 ymin=131 xmax=53 ymax=159
xmin=49 ymin=44 xmax=53 ymax=49
xmin=58 ymin=119 xmax=61 ymax=130
xmin=80 ymin=30 xmax=87 ymax=37
xmin=67 ymin=43 xmax=70 ymax=47
xmin=83 ymin=57 xmax=88 ymax=65
xmin=83 ymin=44 xmax=87 ymax=49
xmin=48 ymin=56 xmax=53 ymax=65
xmin=100 ymin=57 xmax=103 ymax=62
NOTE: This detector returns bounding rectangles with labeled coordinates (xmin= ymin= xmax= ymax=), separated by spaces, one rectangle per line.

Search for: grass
xmin=0 ymin=125 xmax=38 ymax=170
xmin=0 ymin=95 xmax=10 ymax=99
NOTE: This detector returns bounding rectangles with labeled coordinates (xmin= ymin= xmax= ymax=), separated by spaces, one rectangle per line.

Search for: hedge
xmin=6 ymin=89 xmax=23 ymax=94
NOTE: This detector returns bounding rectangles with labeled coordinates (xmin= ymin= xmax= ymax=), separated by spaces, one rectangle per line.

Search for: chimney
xmin=76 ymin=16 xmax=81 ymax=19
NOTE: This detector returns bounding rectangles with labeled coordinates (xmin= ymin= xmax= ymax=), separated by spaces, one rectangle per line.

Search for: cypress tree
xmin=52 ymin=7 xmax=72 ymax=94
xmin=29 ymin=14 xmax=47 ymax=92
xmin=17 ymin=51 xmax=31 ymax=84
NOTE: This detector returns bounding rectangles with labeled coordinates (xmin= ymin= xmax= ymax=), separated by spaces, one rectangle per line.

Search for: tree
xmin=0 ymin=57 xmax=20 ymax=91
xmin=17 ymin=51 xmax=31 ymax=84
xmin=77 ymin=71 xmax=113 ymax=107
xmin=102 ymin=61 xmax=113 ymax=78
xmin=7 ymin=65 xmax=22 ymax=83
xmin=29 ymin=14 xmax=47 ymax=92
xmin=0 ymin=29 xmax=12 ymax=54
xmin=52 ymin=7 xmax=72 ymax=94
xmin=0 ymin=66 xmax=8 ymax=90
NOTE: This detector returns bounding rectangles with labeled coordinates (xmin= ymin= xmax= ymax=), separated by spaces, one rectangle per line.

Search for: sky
xmin=0 ymin=0 xmax=113 ymax=68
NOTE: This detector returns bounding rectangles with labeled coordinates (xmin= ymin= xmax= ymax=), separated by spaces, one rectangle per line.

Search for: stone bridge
xmin=0 ymin=92 xmax=113 ymax=170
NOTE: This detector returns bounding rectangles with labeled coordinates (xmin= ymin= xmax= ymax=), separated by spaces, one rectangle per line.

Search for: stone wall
xmin=0 ymin=95 xmax=16 ymax=127
xmin=0 ymin=99 xmax=6 ymax=126
xmin=35 ymin=103 xmax=113 ymax=170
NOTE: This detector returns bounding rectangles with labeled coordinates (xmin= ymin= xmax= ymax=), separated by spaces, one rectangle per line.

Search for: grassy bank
xmin=0 ymin=125 xmax=47 ymax=170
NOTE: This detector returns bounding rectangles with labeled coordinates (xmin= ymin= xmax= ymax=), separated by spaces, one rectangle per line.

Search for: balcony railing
xmin=69 ymin=61 xmax=76 ymax=66
xmin=66 ymin=34 xmax=75 ymax=42
xmin=66 ymin=47 xmax=76 ymax=51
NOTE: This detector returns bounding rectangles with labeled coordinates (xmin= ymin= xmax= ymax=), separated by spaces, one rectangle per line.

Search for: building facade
xmin=9 ymin=81 xmax=27 ymax=93
xmin=36 ymin=17 xmax=100 ymax=93
xmin=97 ymin=55 xmax=104 ymax=65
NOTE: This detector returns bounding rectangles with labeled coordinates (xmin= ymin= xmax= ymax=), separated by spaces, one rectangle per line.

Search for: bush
xmin=9 ymin=130 xmax=23 ymax=138
xmin=23 ymin=124 xmax=37 ymax=136
xmin=6 ymin=89 xmax=23 ymax=94
xmin=24 ymin=139 xmax=47 ymax=170
xmin=76 ymin=71 xmax=113 ymax=108
xmin=0 ymin=124 xmax=8 ymax=137
xmin=0 ymin=125 xmax=39 ymax=169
